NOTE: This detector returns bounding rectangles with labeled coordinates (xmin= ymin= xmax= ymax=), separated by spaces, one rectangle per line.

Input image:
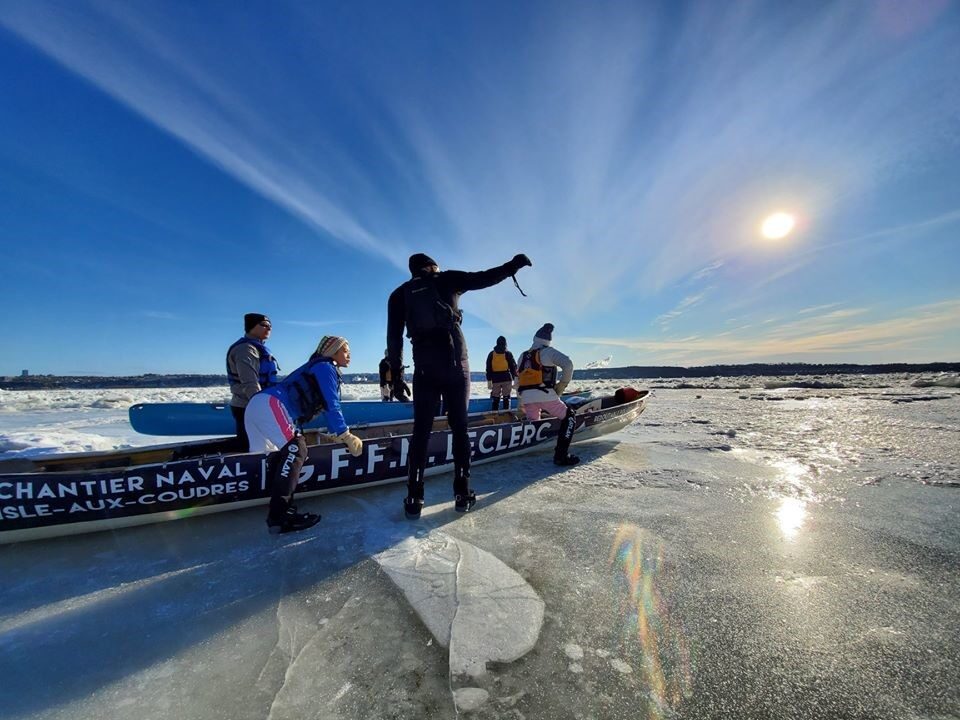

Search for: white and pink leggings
xmin=520 ymin=398 xmax=569 ymax=422
xmin=244 ymin=393 xmax=296 ymax=453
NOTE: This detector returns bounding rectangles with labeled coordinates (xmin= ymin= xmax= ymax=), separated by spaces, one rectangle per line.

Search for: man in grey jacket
xmin=515 ymin=323 xmax=580 ymax=466
xmin=226 ymin=313 xmax=280 ymax=449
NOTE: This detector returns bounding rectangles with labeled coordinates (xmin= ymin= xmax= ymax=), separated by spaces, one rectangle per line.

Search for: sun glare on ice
xmin=760 ymin=212 xmax=796 ymax=240
xmin=776 ymin=497 xmax=807 ymax=540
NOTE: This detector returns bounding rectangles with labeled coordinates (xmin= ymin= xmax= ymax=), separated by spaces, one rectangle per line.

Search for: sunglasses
xmin=259 ymin=322 xmax=272 ymax=329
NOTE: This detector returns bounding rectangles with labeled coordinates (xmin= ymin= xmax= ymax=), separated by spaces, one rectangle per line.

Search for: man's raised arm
xmin=444 ymin=254 xmax=532 ymax=294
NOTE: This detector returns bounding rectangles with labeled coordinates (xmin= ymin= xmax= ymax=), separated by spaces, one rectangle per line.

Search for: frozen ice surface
xmin=374 ymin=529 xmax=544 ymax=677
xmin=1 ymin=375 xmax=959 ymax=718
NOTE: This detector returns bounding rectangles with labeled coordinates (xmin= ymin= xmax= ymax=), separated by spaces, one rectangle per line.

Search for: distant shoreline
xmin=2 ymin=362 xmax=958 ymax=391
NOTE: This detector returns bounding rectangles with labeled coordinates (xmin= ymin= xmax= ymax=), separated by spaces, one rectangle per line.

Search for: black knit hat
xmin=408 ymin=253 xmax=438 ymax=277
xmin=534 ymin=323 xmax=554 ymax=342
xmin=245 ymin=313 xmax=269 ymax=332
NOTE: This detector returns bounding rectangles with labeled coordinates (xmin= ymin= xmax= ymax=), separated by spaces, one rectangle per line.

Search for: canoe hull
xmin=1 ymin=392 xmax=647 ymax=543
xmin=129 ymin=397 xmax=509 ymax=436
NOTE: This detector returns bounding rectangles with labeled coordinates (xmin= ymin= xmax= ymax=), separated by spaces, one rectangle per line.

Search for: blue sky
xmin=1 ymin=0 xmax=958 ymax=376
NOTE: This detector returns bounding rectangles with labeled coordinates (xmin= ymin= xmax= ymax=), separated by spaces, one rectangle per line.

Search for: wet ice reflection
xmin=770 ymin=457 xmax=809 ymax=489
xmin=609 ymin=525 xmax=692 ymax=718
xmin=776 ymin=497 xmax=807 ymax=540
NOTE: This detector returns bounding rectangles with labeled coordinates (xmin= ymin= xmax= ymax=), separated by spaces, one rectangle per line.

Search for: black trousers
xmin=267 ymin=435 xmax=308 ymax=519
xmin=408 ymin=362 xmax=471 ymax=499
xmin=231 ymin=404 xmax=249 ymax=452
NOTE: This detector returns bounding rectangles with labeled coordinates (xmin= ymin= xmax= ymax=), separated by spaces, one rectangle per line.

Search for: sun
xmin=760 ymin=212 xmax=796 ymax=240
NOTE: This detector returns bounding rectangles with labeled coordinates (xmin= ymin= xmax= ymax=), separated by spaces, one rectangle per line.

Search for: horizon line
xmin=3 ymin=359 xmax=960 ymax=380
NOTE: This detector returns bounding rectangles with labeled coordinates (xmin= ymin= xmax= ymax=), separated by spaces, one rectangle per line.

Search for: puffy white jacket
xmin=515 ymin=338 xmax=573 ymax=403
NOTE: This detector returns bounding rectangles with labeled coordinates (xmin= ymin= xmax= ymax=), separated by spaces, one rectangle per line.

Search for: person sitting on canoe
xmin=515 ymin=323 xmax=580 ymax=466
xmin=226 ymin=313 xmax=280 ymax=451
xmin=245 ymin=335 xmax=363 ymax=534
xmin=485 ymin=335 xmax=518 ymax=411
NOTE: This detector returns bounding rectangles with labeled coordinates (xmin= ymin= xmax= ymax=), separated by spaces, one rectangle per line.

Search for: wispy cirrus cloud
xmin=690 ymin=261 xmax=724 ymax=282
xmin=655 ymin=290 xmax=711 ymax=330
xmin=797 ymin=303 xmax=842 ymax=316
xmin=0 ymin=1 xmax=404 ymax=268
xmin=283 ymin=319 xmax=360 ymax=328
xmin=807 ymin=207 xmax=960 ymax=256
xmin=140 ymin=311 xmax=178 ymax=321
xmin=574 ymin=299 xmax=960 ymax=365
xmin=1 ymin=1 xmax=957 ymax=339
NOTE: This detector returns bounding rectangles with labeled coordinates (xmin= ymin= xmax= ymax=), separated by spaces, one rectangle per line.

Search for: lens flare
xmin=610 ymin=525 xmax=693 ymax=718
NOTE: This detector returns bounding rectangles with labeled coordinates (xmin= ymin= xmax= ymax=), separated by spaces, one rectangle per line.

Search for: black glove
xmin=390 ymin=363 xmax=411 ymax=401
xmin=512 ymin=253 xmax=532 ymax=269
xmin=393 ymin=379 xmax=411 ymax=402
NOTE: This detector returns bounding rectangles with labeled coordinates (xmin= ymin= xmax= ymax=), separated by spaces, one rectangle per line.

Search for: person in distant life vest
xmin=386 ymin=251 xmax=533 ymax=518
xmin=515 ymin=323 xmax=580 ymax=466
xmin=226 ymin=313 xmax=280 ymax=451
xmin=485 ymin=336 xmax=518 ymax=411
xmin=378 ymin=349 xmax=410 ymax=402
xmin=245 ymin=335 xmax=363 ymax=534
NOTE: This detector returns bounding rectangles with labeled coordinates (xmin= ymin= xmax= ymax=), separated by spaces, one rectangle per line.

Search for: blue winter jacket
xmin=262 ymin=357 xmax=348 ymax=435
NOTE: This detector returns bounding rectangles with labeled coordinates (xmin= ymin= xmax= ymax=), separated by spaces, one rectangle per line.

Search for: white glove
xmin=336 ymin=430 xmax=363 ymax=457
xmin=554 ymin=381 xmax=569 ymax=396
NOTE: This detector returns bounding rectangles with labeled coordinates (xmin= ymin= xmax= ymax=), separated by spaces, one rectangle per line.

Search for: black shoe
xmin=404 ymin=496 xmax=424 ymax=519
xmin=553 ymin=454 xmax=581 ymax=467
xmin=455 ymin=490 xmax=477 ymax=513
xmin=267 ymin=507 xmax=321 ymax=534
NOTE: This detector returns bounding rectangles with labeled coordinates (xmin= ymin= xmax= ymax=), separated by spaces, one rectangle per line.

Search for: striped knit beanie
xmin=316 ymin=335 xmax=347 ymax=358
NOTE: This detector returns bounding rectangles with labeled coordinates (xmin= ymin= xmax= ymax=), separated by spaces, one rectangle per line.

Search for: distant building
xmin=21 ymin=370 xmax=29 ymax=377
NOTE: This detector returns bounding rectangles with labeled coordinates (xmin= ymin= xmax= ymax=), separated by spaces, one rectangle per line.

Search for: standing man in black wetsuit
xmin=386 ymin=252 xmax=532 ymax=518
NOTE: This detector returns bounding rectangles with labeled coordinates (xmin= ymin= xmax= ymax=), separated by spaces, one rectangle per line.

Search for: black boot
xmin=491 ymin=396 xmax=500 ymax=412
xmin=404 ymin=496 xmax=424 ymax=519
xmin=266 ymin=497 xmax=321 ymax=534
xmin=553 ymin=406 xmax=580 ymax=467
xmin=455 ymin=490 xmax=477 ymax=513
xmin=453 ymin=465 xmax=475 ymax=512
xmin=405 ymin=467 xmax=425 ymax=519
xmin=265 ymin=437 xmax=315 ymax=533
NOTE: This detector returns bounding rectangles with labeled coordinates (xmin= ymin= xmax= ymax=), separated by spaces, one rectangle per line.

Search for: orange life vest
xmin=490 ymin=351 xmax=509 ymax=373
xmin=517 ymin=349 xmax=557 ymax=391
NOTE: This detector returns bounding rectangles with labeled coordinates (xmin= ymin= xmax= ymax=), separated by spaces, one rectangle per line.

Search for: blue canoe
xmin=129 ymin=397 xmax=514 ymax=436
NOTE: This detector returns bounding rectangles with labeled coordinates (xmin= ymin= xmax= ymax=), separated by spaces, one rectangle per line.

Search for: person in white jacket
xmin=515 ymin=323 xmax=580 ymax=466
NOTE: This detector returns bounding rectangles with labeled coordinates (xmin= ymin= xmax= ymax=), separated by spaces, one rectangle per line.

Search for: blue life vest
xmin=227 ymin=337 xmax=279 ymax=388
xmin=279 ymin=356 xmax=340 ymax=425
